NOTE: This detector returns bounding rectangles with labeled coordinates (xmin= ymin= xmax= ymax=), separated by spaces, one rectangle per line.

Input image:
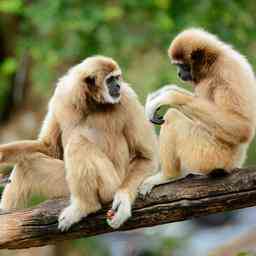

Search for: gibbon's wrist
xmin=116 ymin=189 xmax=133 ymax=203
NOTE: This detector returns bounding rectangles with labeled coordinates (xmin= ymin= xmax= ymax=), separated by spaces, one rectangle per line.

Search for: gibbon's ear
xmin=191 ymin=48 xmax=217 ymax=66
xmin=84 ymin=76 xmax=96 ymax=88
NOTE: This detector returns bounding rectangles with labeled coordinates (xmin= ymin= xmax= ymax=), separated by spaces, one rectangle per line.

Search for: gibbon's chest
xmin=77 ymin=110 xmax=130 ymax=170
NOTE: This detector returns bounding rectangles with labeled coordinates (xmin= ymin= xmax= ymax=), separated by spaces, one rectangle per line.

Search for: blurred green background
xmin=1 ymin=0 xmax=256 ymax=255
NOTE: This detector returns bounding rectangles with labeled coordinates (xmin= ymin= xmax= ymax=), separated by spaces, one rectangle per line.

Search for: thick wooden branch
xmin=1 ymin=168 xmax=256 ymax=249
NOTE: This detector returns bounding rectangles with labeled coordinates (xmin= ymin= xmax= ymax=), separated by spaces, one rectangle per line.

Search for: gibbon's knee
xmin=163 ymin=108 xmax=187 ymax=125
xmin=65 ymin=136 xmax=121 ymax=207
xmin=160 ymin=108 xmax=190 ymax=144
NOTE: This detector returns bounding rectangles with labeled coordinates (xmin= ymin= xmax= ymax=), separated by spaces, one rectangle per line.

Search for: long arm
xmin=37 ymin=109 xmax=62 ymax=159
xmin=181 ymin=96 xmax=253 ymax=145
xmin=170 ymin=87 xmax=253 ymax=145
xmin=121 ymin=99 xmax=158 ymax=202
xmin=0 ymin=102 xmax=62 ymax=164
xmin=148 ymin=85 xmax=253 ymax=145
xmin=107 ymin=96 xmax=158 ymax=229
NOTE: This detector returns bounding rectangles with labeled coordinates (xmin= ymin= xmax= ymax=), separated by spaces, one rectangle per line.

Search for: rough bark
xmin=1 ymin=168 xmax=256 ymax=249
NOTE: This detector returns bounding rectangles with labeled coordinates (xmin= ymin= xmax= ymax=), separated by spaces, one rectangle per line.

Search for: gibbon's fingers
xmin=107 ymin=191 xmax=131 ymax=229
xmin=145 ymin=85 xmax=192 ymax=125
xmin=151 ymin=107 xmax=164 ymax=125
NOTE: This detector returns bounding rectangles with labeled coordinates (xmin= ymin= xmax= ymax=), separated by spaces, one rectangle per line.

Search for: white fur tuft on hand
xmin=107 ymin=191 xmax=131 ymax=229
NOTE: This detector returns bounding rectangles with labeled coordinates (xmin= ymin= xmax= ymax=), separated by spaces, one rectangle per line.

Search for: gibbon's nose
xmin=109 ymin=83 xmax=121 ymax=97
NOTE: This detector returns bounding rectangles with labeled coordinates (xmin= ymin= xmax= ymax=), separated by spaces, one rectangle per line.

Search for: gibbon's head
xmin=168 ymin=28 xmax=227 ymax=85
xmin=60 ymin=56 xmax=123 ymax=107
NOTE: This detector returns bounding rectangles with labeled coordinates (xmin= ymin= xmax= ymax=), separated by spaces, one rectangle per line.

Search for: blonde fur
xmin=0 ymin=56 xmax=158 ymax=230
xmin=140 ymin=28 xmax=256 ymax=195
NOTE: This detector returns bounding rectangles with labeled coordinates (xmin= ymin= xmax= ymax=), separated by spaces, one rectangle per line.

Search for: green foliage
xmin=72 ymin=237 xmax=110 ymax=256
xmin=0 ymin=0 xmax=23 ymax=14
xmin=8 ymin=0 xmax=256 ymax=95
xmin=237 ymin=252 xmax=255 ymax=256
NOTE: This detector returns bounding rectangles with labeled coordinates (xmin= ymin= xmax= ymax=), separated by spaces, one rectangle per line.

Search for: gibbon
xmin=139 ymin=28 xmax=256 ymax=195
xmin=0 ymin=56 xmax=158 ymax=230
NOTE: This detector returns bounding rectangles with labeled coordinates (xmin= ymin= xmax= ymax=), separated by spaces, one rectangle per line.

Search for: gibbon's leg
xmin=139 ymin=109 xmax=193 ymax=196
xmin=0 ymin=153 xmax=68 ymax=210
xmin=58 ymin=135 xmax=121 ymax=231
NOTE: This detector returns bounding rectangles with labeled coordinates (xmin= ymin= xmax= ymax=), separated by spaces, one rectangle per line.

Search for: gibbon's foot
xmin=139 ymin=176 xmax=156 ymax=196
xmin=58 ymin=204 xmax=85 ymax=232
xmin=107 ymin=191 xmax=131 ymax=229
xmin=139 ymin=172 xmax=181 ymax=197
xmin=139 ymin=172 xmax=167 ymax=196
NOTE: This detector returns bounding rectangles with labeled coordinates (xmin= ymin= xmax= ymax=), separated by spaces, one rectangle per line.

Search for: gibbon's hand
xmin=107 ymin=191 xmax=131 ymax=229
xmin=145 ymin=85 xmax=193 ymax=125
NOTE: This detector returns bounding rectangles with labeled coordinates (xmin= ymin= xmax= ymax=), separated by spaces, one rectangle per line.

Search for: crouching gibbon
xmin=140 ymin=28 xmax=256 ymax=195
xmin=0 ymin=56 xmax=158 ymax=230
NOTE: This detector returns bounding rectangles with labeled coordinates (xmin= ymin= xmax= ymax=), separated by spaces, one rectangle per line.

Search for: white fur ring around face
xmin=107 ymin=191 xmax=131 ymax=229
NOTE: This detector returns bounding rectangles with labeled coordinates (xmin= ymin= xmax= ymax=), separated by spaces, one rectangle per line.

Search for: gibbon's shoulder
xmin=120 ymin=83 xmax=147 ymax=118
xmin=120 ymin=83 xmax=139 ymax=105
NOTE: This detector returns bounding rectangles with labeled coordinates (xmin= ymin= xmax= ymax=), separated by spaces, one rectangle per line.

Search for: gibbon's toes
xmin=107 ymin=191 xmax=131 ymax=229
xmin=139 ymin=180 xmax=154 ymax=196
xmin=58 ymin=205 xmax=84 ymax=232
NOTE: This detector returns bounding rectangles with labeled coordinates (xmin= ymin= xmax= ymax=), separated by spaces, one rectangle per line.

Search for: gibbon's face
xmin=170 ymin=49 xmax=215 ymax=85
xmin=85 ymin=68 xmax=122 ymax=105
xmin=72 ymin=56 xmax=123 ymax=105
xmin=176 ymin=63 xmax=192 ymax=82
xmin=168 ymin=29 xmax=218 ymax=85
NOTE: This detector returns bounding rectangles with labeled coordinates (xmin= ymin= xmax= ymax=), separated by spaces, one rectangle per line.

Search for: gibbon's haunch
xmin=0 ymin=56 xmax=158 ymax=230
xmin=140 ymin=28 xmax=256 ymax=195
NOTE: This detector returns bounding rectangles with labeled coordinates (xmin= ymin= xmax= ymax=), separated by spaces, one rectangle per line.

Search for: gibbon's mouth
xmin=151 ymin=107 xmax=164 ymax=125
xmin=110 ymin=91 xmax=121 ymax=98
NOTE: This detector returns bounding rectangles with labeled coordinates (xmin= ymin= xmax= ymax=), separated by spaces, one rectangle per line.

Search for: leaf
xmin=0 ymin=0 xmax=23 ymax=14
xmin=0 ymin=58 xmax=17 ymax=76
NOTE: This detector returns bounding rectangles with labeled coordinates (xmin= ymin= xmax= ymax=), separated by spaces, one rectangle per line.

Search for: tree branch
xmin=1 ymin=168 xmax=256 ymax=249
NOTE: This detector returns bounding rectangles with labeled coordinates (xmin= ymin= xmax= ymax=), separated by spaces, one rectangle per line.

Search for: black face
xmin=106 ymin=75 xmax=121 ymax=98
xmin=177 ymin=63 xmax=192 ymax=81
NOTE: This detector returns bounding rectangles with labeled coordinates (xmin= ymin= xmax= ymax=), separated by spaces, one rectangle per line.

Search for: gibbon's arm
xmin=121 ymin=103 xmax=158 ymax=203
xmin=0 ymin=140 xmax=49 ymax=164
xmin=37 ymin=109 xmax=62 ymax=159
xmin=0 ymin=107 xmax=62 ymax=164
xmin=167 ymin=90 xmax=253 ymax=145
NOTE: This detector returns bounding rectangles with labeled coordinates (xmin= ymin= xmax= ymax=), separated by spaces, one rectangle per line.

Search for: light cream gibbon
xmin=0 ymin=56 xmax=158 ymax=230
xmin=140 ymin=28 xmax=256 ymax=195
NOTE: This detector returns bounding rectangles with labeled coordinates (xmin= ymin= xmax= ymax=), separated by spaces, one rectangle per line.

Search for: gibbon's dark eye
xmin=106 ymin=76 xmax=115 ymax=84
xmin=84 ymin=76 xmax=96 ymax=87
xmin=115 ymin=74 xmax=121 ymax=80
xmin=177 ymin=63 xmax=191 ymax=72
